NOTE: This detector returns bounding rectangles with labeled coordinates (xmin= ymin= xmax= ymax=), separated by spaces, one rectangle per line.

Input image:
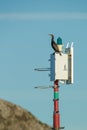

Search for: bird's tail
xmin=59 ymin=51 xmax=62 ymax=56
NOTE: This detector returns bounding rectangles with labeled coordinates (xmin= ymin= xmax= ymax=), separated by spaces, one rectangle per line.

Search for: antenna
xmin=71 ymin=42 xmax=74 ymax=47
xmin=34 ymin=68 xmax=50 ymax=71
xmin=34 ymin=86 xmax=54 ymax=89
xmin=66 ymin=42 xmax=69 ymax=48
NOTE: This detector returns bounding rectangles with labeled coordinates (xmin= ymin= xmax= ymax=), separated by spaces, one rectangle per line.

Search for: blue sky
xmin=0 ymin=0 xmax=87 ymax=129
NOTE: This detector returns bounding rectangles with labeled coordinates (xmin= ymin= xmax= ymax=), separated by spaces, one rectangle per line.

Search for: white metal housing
xmin=50 ymin=45 xmax=74 ymax=84
xmin=65 ymin=46 xmax=74 ymax=84
xmin=50 ymin=53 xmax=68 ymax=81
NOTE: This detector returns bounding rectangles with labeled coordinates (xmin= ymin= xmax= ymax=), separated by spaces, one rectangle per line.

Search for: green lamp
xmin=57 ymin=37 xmax=62 ymax=45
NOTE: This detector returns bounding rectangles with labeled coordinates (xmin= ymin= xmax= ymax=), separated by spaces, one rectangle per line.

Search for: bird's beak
xmin=49 ymin=34 xmax=54 ymax=39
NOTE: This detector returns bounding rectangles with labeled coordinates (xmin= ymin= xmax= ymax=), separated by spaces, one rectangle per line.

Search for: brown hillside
xmin=0 ymin=99 xmax=51 ymax=130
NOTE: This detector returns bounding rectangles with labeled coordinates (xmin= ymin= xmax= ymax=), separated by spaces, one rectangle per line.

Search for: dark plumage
xmin=49 ymin=34 xmax=62 ymax=55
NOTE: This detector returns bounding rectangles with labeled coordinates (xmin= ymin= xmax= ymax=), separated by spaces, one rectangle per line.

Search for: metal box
xmin=50 ymin=46 xmax=74 ymax=84
xmin=50 ymin=53 xmax=68 ymax=81
xmin=65 ymin=47 xmax=74 ymax=84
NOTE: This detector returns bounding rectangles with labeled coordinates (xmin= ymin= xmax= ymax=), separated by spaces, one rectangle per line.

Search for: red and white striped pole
xmin=53 ymin=80 xmax=60 ymax=130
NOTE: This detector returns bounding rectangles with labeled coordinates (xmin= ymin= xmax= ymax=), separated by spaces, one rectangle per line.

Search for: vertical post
xmin=53 ymin=80 xmax=60 ymax=130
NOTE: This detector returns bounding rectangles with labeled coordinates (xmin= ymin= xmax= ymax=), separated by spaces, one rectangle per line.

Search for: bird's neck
xmin=51 ymin=37 xmax=54 ymax=41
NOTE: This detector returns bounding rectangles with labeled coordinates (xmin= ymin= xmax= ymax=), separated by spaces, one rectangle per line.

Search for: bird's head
xmin=49 ymin=34 xmax=54 ymax=40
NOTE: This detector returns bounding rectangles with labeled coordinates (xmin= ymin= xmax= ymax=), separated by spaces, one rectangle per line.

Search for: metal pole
xmin=53 ymin=80 xmax=60 ymax=130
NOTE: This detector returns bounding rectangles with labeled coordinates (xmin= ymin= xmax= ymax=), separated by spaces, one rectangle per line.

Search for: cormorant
xmin=49 ymin=34 xmax=62 ymax=55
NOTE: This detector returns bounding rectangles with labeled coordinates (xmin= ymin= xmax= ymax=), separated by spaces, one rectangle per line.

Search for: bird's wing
xmin=52 ymin=42 xmax=59 ymax=52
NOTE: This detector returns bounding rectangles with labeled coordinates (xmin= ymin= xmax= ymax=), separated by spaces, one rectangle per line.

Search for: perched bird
xmin=49 ymin=34 xmax=62 ymax=55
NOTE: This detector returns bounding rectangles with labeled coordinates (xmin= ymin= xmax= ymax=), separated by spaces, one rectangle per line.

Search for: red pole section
xmin=53 ymin=80 xmax=60 ymax=130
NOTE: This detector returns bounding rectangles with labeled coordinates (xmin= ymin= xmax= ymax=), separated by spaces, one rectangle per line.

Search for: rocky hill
xmin=0 ymin=99 xmax=51 ymax=130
